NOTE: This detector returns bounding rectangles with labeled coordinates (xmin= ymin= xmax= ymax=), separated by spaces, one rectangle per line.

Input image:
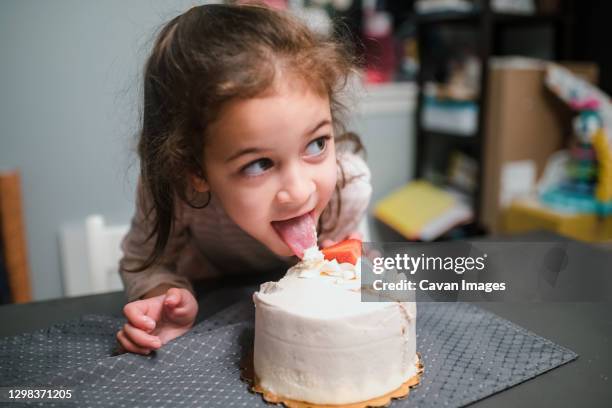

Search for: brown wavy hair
xmin=127 ymin=3 xmax=365 ymax=272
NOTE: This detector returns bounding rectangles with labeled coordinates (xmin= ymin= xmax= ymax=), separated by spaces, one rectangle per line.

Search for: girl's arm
xmin=141 ymin=282 xmax=175 ymax=299
xmin=116 ymin=180 xmax=199 ymax=355
xmin=119 ymin=178 xmax=194 ymax=302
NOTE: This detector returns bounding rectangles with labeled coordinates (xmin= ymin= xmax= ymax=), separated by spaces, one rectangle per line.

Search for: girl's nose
xmin=276 ymin=163 xmax=316 ymax=206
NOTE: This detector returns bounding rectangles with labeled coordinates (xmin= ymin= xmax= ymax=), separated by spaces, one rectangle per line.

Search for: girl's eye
xmin=305 ymin=136 xmax=330 ymax=157
xmin=241 ymin=158 xmax=273 ymax=177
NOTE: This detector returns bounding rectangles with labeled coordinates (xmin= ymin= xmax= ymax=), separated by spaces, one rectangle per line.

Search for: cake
xmin=251 ymin=245 xmax=420 ymax=406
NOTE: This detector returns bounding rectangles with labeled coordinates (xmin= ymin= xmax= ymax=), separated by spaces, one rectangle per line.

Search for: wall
xmin=0 ymin=0 xmax=416 ymax=301
xmin=349 ymin=83 xmax=417 ymax=242
xmin=0 ymin=0 xmax=213 ymax=300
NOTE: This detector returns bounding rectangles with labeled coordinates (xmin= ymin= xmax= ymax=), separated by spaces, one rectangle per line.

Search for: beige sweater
xmin=119 ymin=152 xmax=372 ymax=301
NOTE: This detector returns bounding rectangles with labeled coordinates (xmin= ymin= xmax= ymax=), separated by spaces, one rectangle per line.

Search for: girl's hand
xmin=117 ymin=287 xmax=198 ymax=355
xmin=320 ymin=232 xmax=362 ymax=249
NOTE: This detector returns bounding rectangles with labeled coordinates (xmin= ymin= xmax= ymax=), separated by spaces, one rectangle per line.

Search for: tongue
xmin=272 ymin=213 xmax=317 ymax=258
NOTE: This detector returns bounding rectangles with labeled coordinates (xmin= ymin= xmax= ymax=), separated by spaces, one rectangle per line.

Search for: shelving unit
xmin=414 ymin=0 xmax=574 ymax=236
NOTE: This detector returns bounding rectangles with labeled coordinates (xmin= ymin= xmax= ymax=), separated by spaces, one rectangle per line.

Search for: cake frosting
xmin=253 ymin=246 xmax=418 ymax=405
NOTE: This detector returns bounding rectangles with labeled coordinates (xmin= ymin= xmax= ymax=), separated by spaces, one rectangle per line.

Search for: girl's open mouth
xmin=271 ymin=210 xmax=317 ymax=258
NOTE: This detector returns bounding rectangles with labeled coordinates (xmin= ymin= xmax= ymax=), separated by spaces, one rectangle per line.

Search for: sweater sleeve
xmin=119 ymin=179 xmax=194 ymax=302
xmin=318 ymin=151 xmax=373 ymax=244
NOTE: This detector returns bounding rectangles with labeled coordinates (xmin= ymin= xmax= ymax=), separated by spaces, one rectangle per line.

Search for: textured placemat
xmin=0 ymin=301 xmax=577 ymax=407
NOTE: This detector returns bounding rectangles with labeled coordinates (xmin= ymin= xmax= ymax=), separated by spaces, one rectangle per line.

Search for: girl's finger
xmin=165 ymin=304 xmax=194 ymax=322
xmin=122 ymin=323 xmax=162 ymax=350
xmin=123 ymin=302 xmax=156 ymax=332
xmin=164 ymin=297 xmax=196 ymax=325
xmin=347 ymin=232 xmax=363 ymax=241
xmin=116 ymin=330 xmax=152 ymax=355
xmin=164 ymin=288 xmax=183 ymax=308
xmin=321 ymin=233 xmax=362 ymax=249
xmin=321 ymin=239 xmax=335 ymax=248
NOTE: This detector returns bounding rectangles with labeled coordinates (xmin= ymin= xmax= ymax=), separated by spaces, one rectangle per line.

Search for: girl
xmin=117 ymin=3 xmax=372 ymax=355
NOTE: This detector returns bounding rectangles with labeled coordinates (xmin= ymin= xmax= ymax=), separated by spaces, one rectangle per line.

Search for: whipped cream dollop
xmin=287 ymin=245 xmax=360 ymax=289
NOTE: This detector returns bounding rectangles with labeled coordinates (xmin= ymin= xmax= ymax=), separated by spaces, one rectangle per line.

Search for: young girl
xmin=117 ymin=3 xmax=372 ymax=355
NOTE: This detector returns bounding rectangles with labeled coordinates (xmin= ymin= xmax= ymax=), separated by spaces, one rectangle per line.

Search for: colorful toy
xmin=541 ymin=64 xmax=612 ymax=217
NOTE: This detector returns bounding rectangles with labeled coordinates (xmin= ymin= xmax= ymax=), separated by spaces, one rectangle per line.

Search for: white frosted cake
xmin=252 ymin=247 xmax=419 ymax=406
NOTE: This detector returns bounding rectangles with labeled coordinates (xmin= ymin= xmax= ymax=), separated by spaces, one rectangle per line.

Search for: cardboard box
xmin=480 ymin=58 xmax=599 ymax=233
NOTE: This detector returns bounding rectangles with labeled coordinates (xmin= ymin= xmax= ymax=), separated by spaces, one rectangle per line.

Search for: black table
xmin=1 ymin=232 xmax=610 ymax=407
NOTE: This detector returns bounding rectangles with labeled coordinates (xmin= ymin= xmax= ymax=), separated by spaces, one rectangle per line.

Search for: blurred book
xmin=374 ymin=180 xmax=473 ymax=241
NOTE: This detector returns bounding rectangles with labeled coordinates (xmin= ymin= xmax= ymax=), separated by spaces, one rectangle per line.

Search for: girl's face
xmin=195 ymin=79 xmax=338 ymax=257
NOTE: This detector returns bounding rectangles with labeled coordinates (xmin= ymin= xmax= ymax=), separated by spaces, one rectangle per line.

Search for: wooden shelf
xmin=413 ymin=0 xmax=573 ymax=235
xmin=416 ymin=11 xmax=479 ymax=25
xmin=492 ymin=13 xmax=567 ymax=25
xmin=422 ymin=128 xmax=478 ymax=141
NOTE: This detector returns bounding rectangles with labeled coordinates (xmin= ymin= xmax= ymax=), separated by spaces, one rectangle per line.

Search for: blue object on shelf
xmin=541 ymin=187 xmax=612 ymax=216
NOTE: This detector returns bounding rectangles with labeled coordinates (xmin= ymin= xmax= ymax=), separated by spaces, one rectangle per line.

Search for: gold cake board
xmin=241 ymin=353 xmax=423 ymax=408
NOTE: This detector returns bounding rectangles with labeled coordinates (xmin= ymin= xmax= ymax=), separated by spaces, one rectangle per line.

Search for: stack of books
xmin=375 ymin=180 xmax=473 ymax=241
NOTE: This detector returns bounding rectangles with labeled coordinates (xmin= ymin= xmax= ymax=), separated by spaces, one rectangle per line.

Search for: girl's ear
xmin=190 ymin=173 xmax=210 ymax=193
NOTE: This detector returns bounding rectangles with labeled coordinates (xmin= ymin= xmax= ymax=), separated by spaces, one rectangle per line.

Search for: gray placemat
xmin=0 ymin=301 xmax=577 ymax=407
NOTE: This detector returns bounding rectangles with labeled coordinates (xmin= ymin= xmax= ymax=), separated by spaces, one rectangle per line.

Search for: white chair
xmin=60 ymin=215 xmax=128 ymax=296
xmin=85 ymin=215 xmax=129 ymax=294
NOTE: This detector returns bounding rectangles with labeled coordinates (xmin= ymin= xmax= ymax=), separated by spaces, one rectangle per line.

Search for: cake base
xmin=241 ymin=353 xmax=423 ymax=408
